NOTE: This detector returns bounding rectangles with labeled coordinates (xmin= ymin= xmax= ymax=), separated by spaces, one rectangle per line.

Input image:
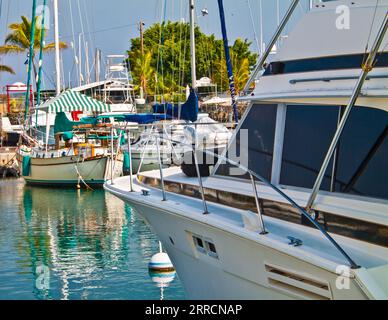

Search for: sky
xmin=0 ymin=0 xmax=311 ymax=90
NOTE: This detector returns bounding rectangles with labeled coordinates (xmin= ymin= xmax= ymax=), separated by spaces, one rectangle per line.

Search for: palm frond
xmin=0 ymin=64 xmax=15 ymax=74
xmin=0 ymin=45 xmax=25 ymax=54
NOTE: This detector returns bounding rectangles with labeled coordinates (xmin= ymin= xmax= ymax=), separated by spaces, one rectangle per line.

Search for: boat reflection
xmin=17 ymin=184 xmax=157 ymax=300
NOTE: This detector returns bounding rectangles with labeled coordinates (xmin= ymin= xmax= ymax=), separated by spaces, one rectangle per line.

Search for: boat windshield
xmin=215 ymin=103 xmax=388 ymax=201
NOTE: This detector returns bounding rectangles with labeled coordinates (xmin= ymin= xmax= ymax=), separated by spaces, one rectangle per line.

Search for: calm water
xmin=0 ymin=179 xmax=186 ymax=300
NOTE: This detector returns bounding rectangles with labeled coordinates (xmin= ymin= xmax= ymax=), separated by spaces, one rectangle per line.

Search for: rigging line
xmin=161 ymin=0 xmax=168 ymax=100
xmin=171 ymin=0 xmax=175 ymax=92
xmin=177 ymin=0 xmax=183 ymax=100
xmin=180 ymin=21 xmax=189 ymax=90
xmin=364 ymin=0 xmax=380 ymax=57
xmin=156 ymin=0 xmax=168 ymax=101
xmin=76 ymin=0 xmax=86 ymax=83
xmin=76 ymin=0 xmax=86 ymax=39
xmin=247 ymin=0 xmax=260 ymax=53
xmin=82 ymin=0 xmax=94 ymax=50
xmin=81 ymin=0 xmax=95 ymax=82
xmin=69 ymin=0 xmax=80 ymax=86
xmin=195 ymin=3 xmax=211 ymax=80
xmin=41 ymin=67 xmax=56 ymax=88
xmin=46 ymin=22 xmax=139 ymax=41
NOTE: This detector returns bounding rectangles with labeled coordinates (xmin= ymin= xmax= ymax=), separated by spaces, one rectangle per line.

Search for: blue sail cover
xmin=152 ymin=89 xmax=198 ymax=122
xmin=123 ymin=113 xmax=172 ymax=124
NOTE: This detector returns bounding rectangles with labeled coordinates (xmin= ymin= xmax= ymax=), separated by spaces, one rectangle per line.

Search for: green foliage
xmin=127 ymin=22 xmax=257 ymax=100
xmin=0 ymin=16 xmax=67 ymax=83
xmin=0 ymin=64 xmax=15 ymax=74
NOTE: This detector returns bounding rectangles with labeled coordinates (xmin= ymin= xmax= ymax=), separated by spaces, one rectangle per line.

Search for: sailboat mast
xmin=36 ymin=0 xmax=47 ymax=107
xmin=24 ymin=0 xmax=37 ymax=122
xmin=189 ymin=0 xmax=196 ymax=89
xmin=53 ymin=0 xmax=61 ymax=95
xmin=217 ymin=0 xmax=239 ymax=123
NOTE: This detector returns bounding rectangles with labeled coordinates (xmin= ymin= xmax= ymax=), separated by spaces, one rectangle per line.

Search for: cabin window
xmin=335 ymin=106 xmax=388 ymax=200
xmin=205 ymin=241 xmax=218 ymax=259
xmin=193 ymin=236 xmax=206 ymax=254
xmin=215 ymin=104 xmax=277 ymax=181
xmin=192 ymin=235 xmax=219 ymax=259
xmin=263 ymin=53 xmax=388 ymax=76
xmin=280 ymin=105 xmax=339 ymax=191
xmin=280 ymin=105 xmax=388 ymax=201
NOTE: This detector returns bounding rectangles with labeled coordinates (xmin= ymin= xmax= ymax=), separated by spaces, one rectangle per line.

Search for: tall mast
xmin=53 ymin=0 xmax=61 ymax=95
xmin=95 ymin=48 xmax=101 ymax=82
xmin=140 ymin=21 xmax=145 ymax=97
xmin=189 ymin=0 xmax=196 ymax=88
xmin=217 ymin=0 xmax=239 ymax=123
xmin=24 ymin=0 xmax=37 ymax=122
xmin=140 ymin=21 xmax=145 ymax=56
xmin=259 ymin=0 xmax=263 ymax=55
xmin=36 ymin=0 xmax=47 ymax=107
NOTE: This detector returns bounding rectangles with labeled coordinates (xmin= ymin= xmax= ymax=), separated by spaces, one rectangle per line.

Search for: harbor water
xmin=0 ymin=179 xmax=186 ymax=300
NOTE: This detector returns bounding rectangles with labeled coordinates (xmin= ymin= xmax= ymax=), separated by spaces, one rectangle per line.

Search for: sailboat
xmin=17 ymin=0 xmax=122 ymax=187
xmin=105 ymin=0 xmax=388 ymax=299
xmin=118 ymin=0 xmax=234 ymax=175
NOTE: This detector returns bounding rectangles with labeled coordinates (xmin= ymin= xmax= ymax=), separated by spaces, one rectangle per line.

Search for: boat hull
xmin=106 ymin=182 xmax=370 ymax=300
xmin=18 ymin=154 xmax=122 ymax=187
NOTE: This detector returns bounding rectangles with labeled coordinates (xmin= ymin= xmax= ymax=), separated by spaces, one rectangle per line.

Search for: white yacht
xmin=105 ymin=0 xmax=388 ymax=299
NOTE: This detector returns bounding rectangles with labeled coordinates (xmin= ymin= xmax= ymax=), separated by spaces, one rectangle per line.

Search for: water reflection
xmin=0 ymin=179 xmax=185 ymax=300
xmin=149 ymin=270 xmax=177 ymax=300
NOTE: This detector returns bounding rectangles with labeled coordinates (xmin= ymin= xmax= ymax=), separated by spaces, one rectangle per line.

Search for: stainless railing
xmin=108 ymin=121 xmax=360 ymax=269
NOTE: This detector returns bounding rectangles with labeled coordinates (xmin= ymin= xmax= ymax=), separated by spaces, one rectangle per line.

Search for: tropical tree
xmin=127 ymin=22 xmax=257 ymax=100
xmin=212 ymin=38 xmax=257 ymax=93
xmin=128 ymin=49 xmax=154 ymax=98
xmin=0 ymin=16 xmax=67 ymax=83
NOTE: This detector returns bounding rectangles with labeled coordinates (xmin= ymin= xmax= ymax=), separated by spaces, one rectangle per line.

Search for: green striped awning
xmin=37 ymin=90 xmax=111 ymax=113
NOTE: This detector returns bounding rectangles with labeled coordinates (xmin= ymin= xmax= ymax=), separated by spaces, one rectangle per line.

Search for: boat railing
xmin=111 ymin=128 xmax=359 ymax=269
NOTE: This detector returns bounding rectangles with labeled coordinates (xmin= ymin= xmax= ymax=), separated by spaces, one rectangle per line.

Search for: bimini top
xmin=36 ymin=90 xmax=111 ymax=113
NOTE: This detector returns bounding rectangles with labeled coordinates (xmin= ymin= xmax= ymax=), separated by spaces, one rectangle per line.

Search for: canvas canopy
xmin=37 ymin=90 xmax=111 ymax=113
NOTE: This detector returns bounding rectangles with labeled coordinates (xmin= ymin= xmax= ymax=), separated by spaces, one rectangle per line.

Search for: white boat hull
xmin=106 ymin=179 xmax=377 ymax=300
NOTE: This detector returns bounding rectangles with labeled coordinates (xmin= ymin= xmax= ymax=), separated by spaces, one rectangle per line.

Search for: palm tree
xmin=0 ymin=16 xmax=67 ymax=83
xmin=0 ymin=64 xmax=15 ymax=74
xmin=129 ymin=49 xmax=155 ymax=98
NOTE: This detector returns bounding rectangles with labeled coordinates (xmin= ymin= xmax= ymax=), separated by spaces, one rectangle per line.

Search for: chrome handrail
xmin=141 ymin=132 xmax=359 ymax=269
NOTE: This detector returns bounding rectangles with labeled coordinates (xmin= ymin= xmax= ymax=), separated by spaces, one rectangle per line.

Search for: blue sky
xmin=0 ymin=0 xmax=311 ymax=90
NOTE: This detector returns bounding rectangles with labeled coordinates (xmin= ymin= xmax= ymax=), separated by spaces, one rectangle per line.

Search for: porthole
xmin=193 ymin=236 xmax=206 ymax=254
xmin=192 ymin=235 xmax=218 ymax=259
xmin=206 ymin=241 xmax=218 ymax=258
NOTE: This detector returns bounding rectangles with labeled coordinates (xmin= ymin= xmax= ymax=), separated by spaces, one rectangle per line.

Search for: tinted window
xmin=263 ymin=53 xmax=388 ymax=76
xmin=280 ymin=105 xmax=339 ymax=190
xmin=216 ymin=104 xmax=277 ymax=181
xmin=336 ymin=106 xmax=388 ymax=200
xmin=281 ymin=105 xmax=388 ymax=201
